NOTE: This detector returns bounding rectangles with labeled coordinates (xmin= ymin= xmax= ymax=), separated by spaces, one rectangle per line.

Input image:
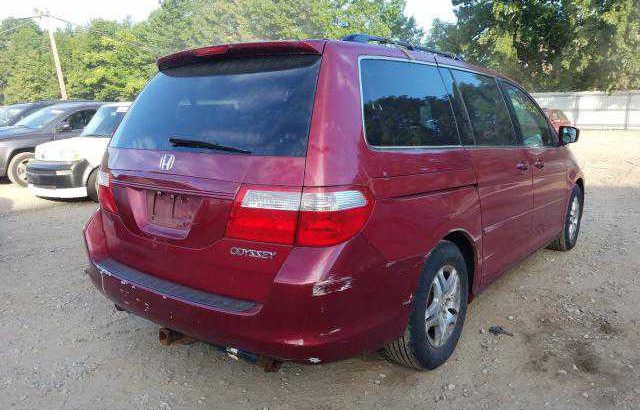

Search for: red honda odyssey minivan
xmin=83 ymin=34 xmax=584 ymax=370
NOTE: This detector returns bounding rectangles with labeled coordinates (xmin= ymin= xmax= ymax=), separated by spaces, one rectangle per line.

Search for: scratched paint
xmin=312 ymin=276 xmax=353 ymax=296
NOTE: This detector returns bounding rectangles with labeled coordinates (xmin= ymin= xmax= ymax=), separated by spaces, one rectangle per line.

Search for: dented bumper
xmin=83 ymin=209 xmax=413 ymax=364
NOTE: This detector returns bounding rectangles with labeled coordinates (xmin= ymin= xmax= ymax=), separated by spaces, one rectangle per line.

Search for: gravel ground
xmin=1 ymin=130 xmax=639 ymax=409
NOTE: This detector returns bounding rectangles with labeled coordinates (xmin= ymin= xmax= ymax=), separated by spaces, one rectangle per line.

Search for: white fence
xmin=531 ymin=90 xmax=640 ymax=130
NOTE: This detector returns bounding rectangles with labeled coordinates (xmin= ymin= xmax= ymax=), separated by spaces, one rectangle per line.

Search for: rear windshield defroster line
xmin=110 ymin=55 xmax=322 ymax=157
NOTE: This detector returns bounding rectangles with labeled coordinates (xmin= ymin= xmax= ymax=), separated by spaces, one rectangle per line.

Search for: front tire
xmin=547 ymin=185 xmax=583 ymax=251
xmin=384 ymin=240 xmax=469 ymax=370
xmin=7 ymin=152 xmax=34 ymax=187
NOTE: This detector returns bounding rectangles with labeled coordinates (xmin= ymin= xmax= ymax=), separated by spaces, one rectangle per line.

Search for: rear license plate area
xmin=148 ymin=191 xmax=201 ymax=229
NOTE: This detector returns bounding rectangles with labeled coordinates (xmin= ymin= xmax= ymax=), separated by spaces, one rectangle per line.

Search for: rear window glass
xmin=360 ymin=59 xmax=459 ymax=147
xmin=451 ymin=70 xmax=516 ymax=146
xmin=81 ymin=105 xmax=128 ymax=137
xmin=111 ymin=55 xmax=321 ymax=156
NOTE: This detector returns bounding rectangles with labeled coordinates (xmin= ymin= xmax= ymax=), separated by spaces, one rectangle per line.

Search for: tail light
xmin=226 ymin=187 xmax=300 ymax=245
xmin=225 ymin=186 xmax=373 ymax=247
xmin=297 ymin=188 xmax=372 ymax=246
xmin=97 ymin=168 xmax=117 ymax=214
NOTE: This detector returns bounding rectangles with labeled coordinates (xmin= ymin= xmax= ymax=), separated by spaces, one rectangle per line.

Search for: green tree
xmin=0 ymin=19 xmax=59 ymax=103
xmin=142 ymin=0 xmax=423 ymax=54
xmin=0 ymin=0 xmax=423 ymax=103
xmin=429 ymin=0 xmax=640 ymax=91
xmin=59 ymin=19 xmax=155 ymax=101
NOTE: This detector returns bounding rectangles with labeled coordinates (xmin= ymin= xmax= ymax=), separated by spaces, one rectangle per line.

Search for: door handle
xmin=516 ymin=162 xmax=529 ymax=171
xmin=533 ymin=159 xmax=545 ymax=169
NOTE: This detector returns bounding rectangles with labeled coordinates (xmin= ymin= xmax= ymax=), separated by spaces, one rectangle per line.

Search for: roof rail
xmin=341 ymin=33 xmax=463 ymax=61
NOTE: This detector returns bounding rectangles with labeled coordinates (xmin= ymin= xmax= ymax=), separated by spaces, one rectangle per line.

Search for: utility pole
xmin=38 ymin=12 xmax=68 ymax=100
xmin=47 ymin=28 xmax=68 ymax=100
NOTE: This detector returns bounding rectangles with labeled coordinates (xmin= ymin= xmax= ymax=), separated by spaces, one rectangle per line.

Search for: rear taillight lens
xmin=297 ymin=189 xmax=372 ymax=246
xmin=225 ymin=186 xmax=372 ymax=246
xmin=97 ymin=168 xmax=117 ymax=214
xmin=225 ymin=187 xmax=300 ymax=245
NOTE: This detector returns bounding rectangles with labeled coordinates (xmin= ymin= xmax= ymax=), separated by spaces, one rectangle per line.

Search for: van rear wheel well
xmin=442 ymin=231 xmax=475 ymax=299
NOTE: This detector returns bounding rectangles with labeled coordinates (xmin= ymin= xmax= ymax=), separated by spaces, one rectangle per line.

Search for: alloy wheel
xmin=425 ymin=264 xmax=461 ymax=348
xmin=16 ymin=158 xmax=29 ymax=184
xmin=568 ymin=196 xmax=580 ymax=242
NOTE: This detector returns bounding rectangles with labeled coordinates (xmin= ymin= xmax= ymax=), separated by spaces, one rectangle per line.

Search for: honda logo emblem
xmin=159 ymin=154 xmax=175 ymax=171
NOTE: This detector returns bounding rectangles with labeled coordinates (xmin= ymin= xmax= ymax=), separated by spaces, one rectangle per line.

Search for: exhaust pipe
xmin=159 ymin=327 xmax=196 ymax=346
xmin=158 ymin=328 xmax=282 ymax=372
xmin=219 ymin=346 xmax=282 ymax=372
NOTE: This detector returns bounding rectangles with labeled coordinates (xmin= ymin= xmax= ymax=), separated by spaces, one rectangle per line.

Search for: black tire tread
xmin=384 ymin=239 xmax=467 ymax=370
xmin=547 ymin=184 xmax=583 ymax=252
xmin=383 ymin=327 xmax=422 ymax=369
xmin=546 ymin=234 xmax=563 ymax=251
xmin=87 ymin=168 xmax=99 ymax=202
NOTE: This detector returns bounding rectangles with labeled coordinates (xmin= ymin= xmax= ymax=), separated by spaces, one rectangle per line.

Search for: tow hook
xmin=158 ymin=327 xmax=196 ymax=346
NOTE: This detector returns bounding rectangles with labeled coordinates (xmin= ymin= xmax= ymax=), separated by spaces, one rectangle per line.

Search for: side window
xmin=439 ymin=68 xmax=475 ymax=145
xmin=451 ymin=70 xmax=516 ymax=146
xmin=501 ymin=82 xmax=555 ymax=147
xmin=361 ymin=59 xmax=460 ymax=147
xmin=65 ymin=109 xmax=96 ymax=130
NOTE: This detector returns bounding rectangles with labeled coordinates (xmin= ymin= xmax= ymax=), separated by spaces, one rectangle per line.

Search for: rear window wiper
xmin=169 ymin=137 xmax=251 ymax=154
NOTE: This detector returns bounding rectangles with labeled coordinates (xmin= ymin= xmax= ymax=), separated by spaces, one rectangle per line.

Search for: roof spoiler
xmin=157 ymin=40 xmax=325 ymax=71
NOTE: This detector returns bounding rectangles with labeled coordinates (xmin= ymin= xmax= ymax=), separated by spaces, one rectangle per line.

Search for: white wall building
xmin=532 ymin=91 xmax=640 ymax=130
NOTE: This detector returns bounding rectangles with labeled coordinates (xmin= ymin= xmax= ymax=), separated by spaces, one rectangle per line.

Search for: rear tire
xmin=384 ymin=240 xmax=469 ymax=370
xmin=7 ymin=152 xmax=33 ymax=187
xmin=87 ymin=168 xmax=99 ymax=202
xmin=547 ymin=185 xmax=583 ymax=251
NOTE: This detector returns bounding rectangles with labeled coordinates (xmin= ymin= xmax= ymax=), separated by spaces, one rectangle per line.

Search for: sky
xmin=405 ymin=0 xmax=457 ymax=32
xmin=0 ymin=0 xmax=457 ymax=33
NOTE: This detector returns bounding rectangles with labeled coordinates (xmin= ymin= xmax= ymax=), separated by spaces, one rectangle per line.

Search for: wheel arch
xmin=8 ymin=147 xmax=35 ymax=163
xmin=442 ymin=229 xmax=478 ymax=302
xmin=6 ymin=148 xmax=35 ymax=175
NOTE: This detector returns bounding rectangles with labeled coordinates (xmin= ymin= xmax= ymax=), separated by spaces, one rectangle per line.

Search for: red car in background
xmin=543 ymin=108 xmax=572 ymax=131
xmin=83 ymin=34 xmax=584 ymax=371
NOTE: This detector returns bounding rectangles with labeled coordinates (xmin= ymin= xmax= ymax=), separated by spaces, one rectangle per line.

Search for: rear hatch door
xmin=103 ymin=45 xmax=323 ymax=302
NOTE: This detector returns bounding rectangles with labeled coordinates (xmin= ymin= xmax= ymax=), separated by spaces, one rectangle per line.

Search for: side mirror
xmin=56 ymin=122 xmax=72 ymax=133
xmin=559 ymin=126 xmax=579 ymax=145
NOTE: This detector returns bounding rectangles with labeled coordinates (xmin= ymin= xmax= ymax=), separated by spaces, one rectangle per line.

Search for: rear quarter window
xmin=360 ymin=59 xmax=460 ymax=147
xmin=110 ymin=55 xmax=321 ymax=156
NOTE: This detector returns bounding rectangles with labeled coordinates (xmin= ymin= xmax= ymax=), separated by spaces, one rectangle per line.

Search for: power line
xmin=1 ymin=13 xmax=160 ymax=58
xmin=0 ymin=19 xmax=39 ymax=37
xmin=45 ymin=14 xmax=160 ymax=57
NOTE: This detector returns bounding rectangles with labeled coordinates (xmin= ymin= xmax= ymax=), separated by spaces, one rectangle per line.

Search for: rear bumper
xmin=26 ymin=159 xmax=89 ymax=192
xmin=83 ymin=210 xmax=413 ymax=364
